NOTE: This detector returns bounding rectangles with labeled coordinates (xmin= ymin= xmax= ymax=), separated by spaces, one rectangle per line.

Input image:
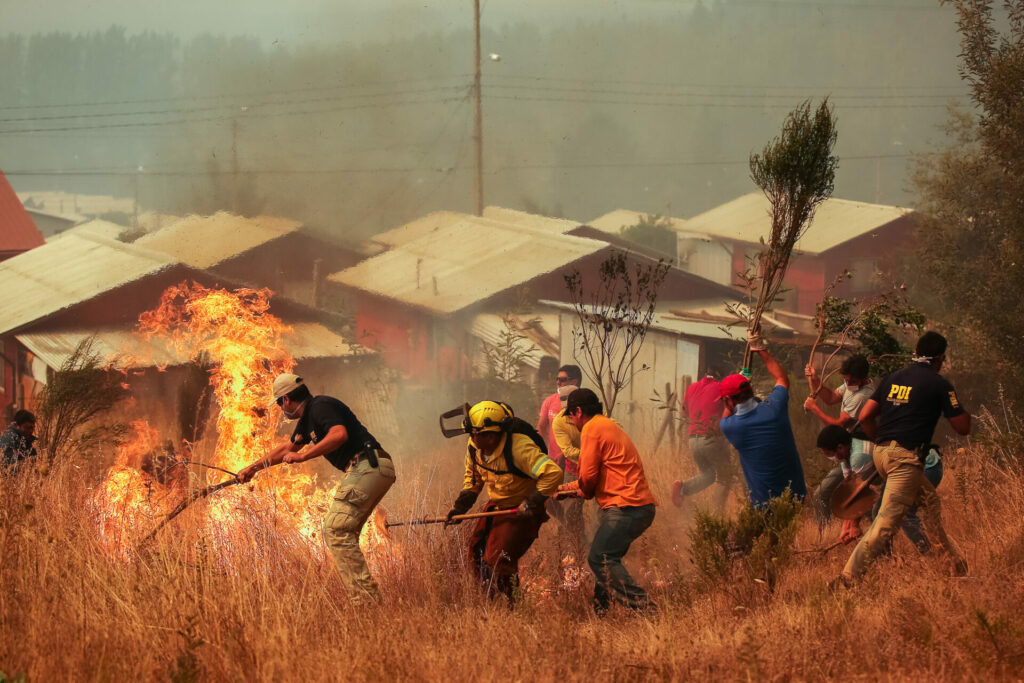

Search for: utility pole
xmin=472 ymin=0 xmax=484 ymax=216
xmin=232 ymin=118 xmax=240 ymax=214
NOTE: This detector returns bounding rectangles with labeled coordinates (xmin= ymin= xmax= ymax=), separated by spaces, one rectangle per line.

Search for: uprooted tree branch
xmin=742 ymin=99 xmax=838 ymax=367
xmin=564 ymin=250 xmax=670 ymax=417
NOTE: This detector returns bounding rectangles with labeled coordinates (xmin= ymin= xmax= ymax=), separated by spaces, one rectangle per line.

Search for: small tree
xmin=911 ymin=1 xmax=1024 ymax=404
xmin=620 ymin=213 xmax=677 ymax=258
xmin=563 ymin=250 xmax=670 ymax=417
xmin=480 ymin=314 xmax=539 ymax=384
xmin=743 ymin=99 xmax=838 ymax=367
xmin=36 ymin=337 xmax=130 ymax=462
xmin=806 ymin=274 xmax=926 ymax=392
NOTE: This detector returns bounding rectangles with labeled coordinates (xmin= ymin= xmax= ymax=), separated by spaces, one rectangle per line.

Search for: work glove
xmin=445 ymin=489 xmax=479 ymax=527
xmin=747 ymin=328 xmax=767 ymax=352
xmin=517 ymin=492 xmax=548 ymax=520
xmin=556 ymin=482 xmax=582 ymax=499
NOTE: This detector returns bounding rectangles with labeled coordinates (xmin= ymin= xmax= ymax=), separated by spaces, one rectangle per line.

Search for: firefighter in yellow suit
xmin=445 ymin=400 xmax=563 ymax=604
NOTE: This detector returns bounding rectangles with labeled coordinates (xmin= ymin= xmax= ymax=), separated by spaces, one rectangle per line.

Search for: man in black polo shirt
xmin=840 ymin=331 xmax=970 ymax=582
xmin=237 ymin=373 xmax=396 ymax=604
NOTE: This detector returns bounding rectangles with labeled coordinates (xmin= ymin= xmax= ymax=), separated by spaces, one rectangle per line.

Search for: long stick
xmin=138 ymin=478 xmax=241 ymax=546
xmin=386 ymin=508 xmax=518 ymax=528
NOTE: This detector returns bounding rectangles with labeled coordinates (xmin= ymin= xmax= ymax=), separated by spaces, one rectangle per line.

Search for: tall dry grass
xmin=3 ymin=425 xmax=1024 ymax=682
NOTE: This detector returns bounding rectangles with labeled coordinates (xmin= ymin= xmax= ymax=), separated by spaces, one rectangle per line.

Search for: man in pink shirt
xmin=671 ymin=372 xmax=735 ymax=513
xmin=537 ymin=364 xmax=581 ymax=469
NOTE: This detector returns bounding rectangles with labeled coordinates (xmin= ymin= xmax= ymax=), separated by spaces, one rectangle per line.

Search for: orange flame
xmin=94 ymin=281 xmax=388 ymax=561
xmin=92 ymin=420 xmax=179 ymax=557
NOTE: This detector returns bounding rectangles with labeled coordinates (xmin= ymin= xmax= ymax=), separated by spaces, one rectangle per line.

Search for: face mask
xmin=282 ymin=405 xmax=301 ymax=420
xmin=734 ymin=398 xmax=757 ymax=416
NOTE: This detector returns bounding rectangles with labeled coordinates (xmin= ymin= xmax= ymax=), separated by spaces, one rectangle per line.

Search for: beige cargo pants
xmin=842 ymin=442 xmax=964 ymax=580
xmin=322 ymin=455 xmax=396 ymax=604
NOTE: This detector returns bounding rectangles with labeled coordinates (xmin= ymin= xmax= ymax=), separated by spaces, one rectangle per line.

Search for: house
xmin=0 ymin=231 xmax=393 ymax=439
xmin=326 ymin=209 xmax=736 ymax=380
xmin=0 ymin=171 xmax=44 ymax=261
xmin=135 ymin=212 xmax=370 ymax=308
xmin=591 ymin=194 xmax=916 ymax=315
xmin=532 ymin=298 xmax=799 ymax=438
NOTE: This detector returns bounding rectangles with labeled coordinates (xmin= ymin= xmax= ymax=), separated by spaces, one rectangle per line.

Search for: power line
xmin=0 ymin=93 xmax=469 ymax=135
xmin=484 ymin=93 xmax=962 ymax=110
xmin=0 ymin=84 xmax=470 ymax=124
xmin=0 ymin=75 xmax=473 ymax=112
xmin=484 ymin=82 xmax=967 ymax=102
xmin=489 ymin=73 xmax=968 ymax=93
xmin=1 ymin=153 xmax=919 ymax=178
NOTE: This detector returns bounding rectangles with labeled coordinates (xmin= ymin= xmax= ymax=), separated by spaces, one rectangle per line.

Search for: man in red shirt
xmin=671 ymin=373 xmax=734 ymax=513
xmin=537 ymin=364 xmax=582 ymax=469
xmin=558 ymin=388 xmax=657 ymax=616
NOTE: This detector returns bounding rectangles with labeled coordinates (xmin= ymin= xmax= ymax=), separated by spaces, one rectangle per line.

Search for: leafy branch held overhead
xmin=744 ymin=99 xmax=838 ymax=363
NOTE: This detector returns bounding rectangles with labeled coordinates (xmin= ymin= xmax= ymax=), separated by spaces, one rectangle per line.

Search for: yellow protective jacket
xmin=552 ymin=409 xmax=581 ymax=467
xmin=462 ymin=432 xmax=563 ymax=508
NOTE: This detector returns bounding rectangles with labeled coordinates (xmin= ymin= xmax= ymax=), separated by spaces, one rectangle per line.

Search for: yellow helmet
xmin=466 ymin=400 xmax=514 ymax=433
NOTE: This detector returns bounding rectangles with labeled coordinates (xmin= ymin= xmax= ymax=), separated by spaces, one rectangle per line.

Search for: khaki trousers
xmin=842 ymin=442 xmax=962 ymax=580
xmin=322 ymin=455 xmax=396 ymax=603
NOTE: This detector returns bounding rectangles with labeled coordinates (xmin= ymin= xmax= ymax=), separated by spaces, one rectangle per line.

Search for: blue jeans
xmin=588 ymin=504 xmax=655 ymax=614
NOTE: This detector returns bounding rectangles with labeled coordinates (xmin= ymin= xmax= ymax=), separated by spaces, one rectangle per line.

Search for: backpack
xmin=468 ymin=417 xmax=547 ymax=480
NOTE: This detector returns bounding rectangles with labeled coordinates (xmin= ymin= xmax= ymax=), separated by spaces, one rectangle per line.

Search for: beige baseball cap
xmin=268 ymin=373 xmax=305 ymax=407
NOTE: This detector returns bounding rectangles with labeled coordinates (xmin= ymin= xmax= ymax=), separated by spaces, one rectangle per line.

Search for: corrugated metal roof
xmin=588 ymin=209 xmax=690 ymax=235
xmin=17 ymin=322 xmax=362 ymax=371
xmin=135 ymin=212 xmax=301 ymax=268
xmin=45 ymin=219 xmax=126 ymax=243
xmin=681 ymin=192 xmax=912 ymax=254
xmin=470 ymin=314 xmax=560 ymax=368
xmin=481 ymin=206 xmax=582 ymax=233
xmin=537 ymin=299 xmax=793 ymax=342
xmin=0 ymin=171 xmax=44 ymax=253
xmin=0 ymin=232 xmax=177 ymax=335
xmin=329 ymin=213 xmax=607 ymax=315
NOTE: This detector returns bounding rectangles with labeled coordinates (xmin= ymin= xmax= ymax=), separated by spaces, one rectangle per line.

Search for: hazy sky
xmin=1 ymin=0 xmax=975 ymax=226
xmin=1 ymin=1 xmax=680 ymax=46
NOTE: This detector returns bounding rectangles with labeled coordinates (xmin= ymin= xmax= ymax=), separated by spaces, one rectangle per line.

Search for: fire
xmin=93 ymin=281 xmax=389 ymax=561
xmin=93 ymin=420 xmax=181 ymax=557
xmin=138 ymin=282 xmax=293 ymax=474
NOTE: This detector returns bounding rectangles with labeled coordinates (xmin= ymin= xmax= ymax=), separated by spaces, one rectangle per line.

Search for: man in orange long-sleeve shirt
xmin=558 ymin=388 xmax=657 ymax=615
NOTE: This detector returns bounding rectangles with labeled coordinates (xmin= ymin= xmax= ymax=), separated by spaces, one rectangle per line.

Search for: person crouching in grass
xmin=558 ymin=388 xmax=657 ymax=616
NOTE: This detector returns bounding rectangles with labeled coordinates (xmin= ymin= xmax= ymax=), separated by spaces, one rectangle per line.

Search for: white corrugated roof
xmin=681 ymin=192 xmax=912 ymax=254
xmin=588 ymin=209 xmax=690 ymax=235
xmin=45 ymin=219 xmax=126 ymax=243
xmin=0 ymin=232 xmax=177 ymax=335
xmin=135 ymin=212 xmax=301 ymax=268
xmin=17 ymin=322 xmax=362 ymax=371
xmin=481 ymin=206 xmax=582 ymax=234
xmin=329 ymin=213 xmax=607 ymax=315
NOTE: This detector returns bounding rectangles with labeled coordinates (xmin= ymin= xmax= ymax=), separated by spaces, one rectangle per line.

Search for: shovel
xmin=138 ymin=477 xmax=241 ymax=546
xmin=829 ymin=469 xmax=881 ymax=520
xmin=385 ymin=508 xmax=519 ymax=528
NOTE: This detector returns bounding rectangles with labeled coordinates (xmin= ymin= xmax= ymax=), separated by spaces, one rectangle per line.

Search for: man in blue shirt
xmin=719 ymin=335 xmax=806 ymax=507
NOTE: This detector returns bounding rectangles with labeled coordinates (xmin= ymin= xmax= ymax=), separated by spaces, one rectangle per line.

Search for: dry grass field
xmin=3 ymin=418 xmax=1024 ymax=682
